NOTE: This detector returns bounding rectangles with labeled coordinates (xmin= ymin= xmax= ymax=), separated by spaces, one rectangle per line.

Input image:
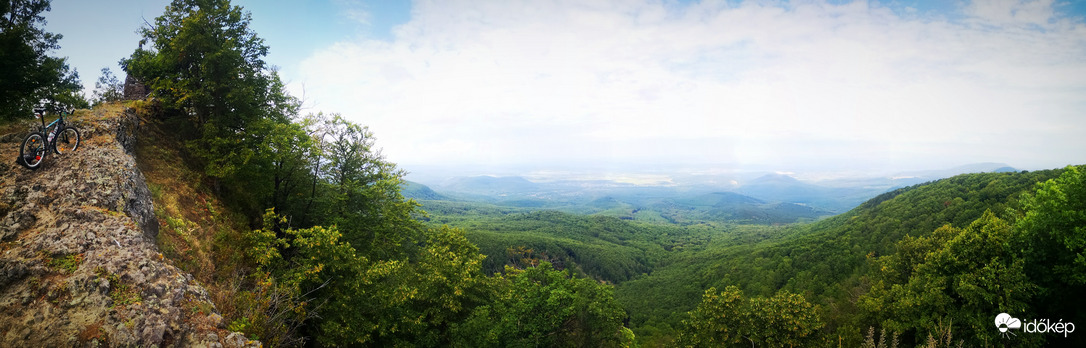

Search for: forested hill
xmin=614 ymin=167 xmax=1086 ymax=346
xmin=407 ymin=166 xmax=1083 ymax=346
xmin=704 ymin=169 xmax=1065 ymax=298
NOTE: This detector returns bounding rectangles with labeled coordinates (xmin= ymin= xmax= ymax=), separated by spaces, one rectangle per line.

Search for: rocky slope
xmin=0 ymin=108 xmax=255 ymax=347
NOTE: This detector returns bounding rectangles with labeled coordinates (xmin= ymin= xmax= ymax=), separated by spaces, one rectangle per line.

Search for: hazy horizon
xmin=399 ymin=160 xmax=1048 ymax=187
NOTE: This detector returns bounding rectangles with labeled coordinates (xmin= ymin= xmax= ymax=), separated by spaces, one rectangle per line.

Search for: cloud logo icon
xmin=995 ymin=313 xmax=1022 ymax=336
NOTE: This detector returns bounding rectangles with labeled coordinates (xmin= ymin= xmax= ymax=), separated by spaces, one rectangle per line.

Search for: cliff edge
xmin=0 ymin=107 xmax=255 ymax=347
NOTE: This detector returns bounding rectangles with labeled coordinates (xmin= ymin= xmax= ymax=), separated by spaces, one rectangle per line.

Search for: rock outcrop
xmin=123 ymin=75 xmax=150 ymax=101
xmin=0 ymin=107 xmax=255 ymax=347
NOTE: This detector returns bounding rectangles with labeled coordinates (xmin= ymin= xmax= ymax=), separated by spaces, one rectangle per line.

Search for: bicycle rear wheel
xmin=20 ymin=133 xmax=46 ymax=169
xmin=55 ymin=127 xmax=80 ymax=154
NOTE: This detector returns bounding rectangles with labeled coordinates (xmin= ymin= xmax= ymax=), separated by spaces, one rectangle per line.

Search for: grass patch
xmin=128 ymin=101 xmax=253 ymax=327
xmin=82 ymin=205 xmax=125 ymax=218
xmin=95 ymin=267 xmax=142 ymax=308
xmin=190 ymin=298 xmax=215 ymax=316
xmin=46 ymin=253 xmax=84 ymax=273
xmin=148 ymin=182 xmax=164 ymax=200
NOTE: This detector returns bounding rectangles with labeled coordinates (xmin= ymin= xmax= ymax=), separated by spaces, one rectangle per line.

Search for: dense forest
xmin=4 ymin=0 xmax=1085 ymax=347
xmin=417 ymin=168 xmax=1085 ymax=347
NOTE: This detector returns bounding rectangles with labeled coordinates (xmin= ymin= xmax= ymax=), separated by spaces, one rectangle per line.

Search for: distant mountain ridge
xmin=402 ymin=181 xmax=447 ymax=200
xmin=409 ymin=179 xmax=833 ymax=224
xmin=677 ymin=192 xmax=765 ymax=207
xmin=890 ymin=162 xmax=1018 ymax=180
xmin=404 ymin=162 xmax=1026 ymax=223
xmin=440 ymin=175 xmax=540 ymax=196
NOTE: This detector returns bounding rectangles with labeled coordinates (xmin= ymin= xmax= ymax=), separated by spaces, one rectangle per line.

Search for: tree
xmin=860 ymin=211 xmax=1040 ymax=346
xmin=0 ymin=0 xmax=84 ymax=120
xmin=1017 ymin=165 xmax=1086 ymax=285
xmin=674 ymin=286 xmax=746 ymax=347
xmin=317 ymin=114 xmax=421 ymax=258
xmin=248 ymin=207 xmax=499 ymax=346
xmin=124 ymin=0 xmax=270 ymax=125
xmin=747 ymin=291 xmax=825 ymax=346
xmin=1015 ymin=165 xmax=1086 ymax=346
xmin=92 ymin=67 xmax=123 ymax=105
xmin=260 ymin=120 xmax=315 ymax=224
xmin=243 ymin=209 xmax=360 ymax=346
xmin=454 ymin=262 xmax=633 ymax=347
xmin=121 ymin=0 xmax=294 ymax=180
xmin=675 ymin=286 xmax=822 ymax=347
xmin=314 ymin=225 xmax=493 ymax=346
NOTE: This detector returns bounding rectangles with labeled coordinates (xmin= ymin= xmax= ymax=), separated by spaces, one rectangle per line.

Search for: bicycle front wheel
xmin=55 ymin=127 xmax=81 ymax=154
xmin=20 ymin=133 xmax=46 ymax=169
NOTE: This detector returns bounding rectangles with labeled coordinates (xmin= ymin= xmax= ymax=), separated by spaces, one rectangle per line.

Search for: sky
xmin=44 ymin=0 xmax=1086 ymax=176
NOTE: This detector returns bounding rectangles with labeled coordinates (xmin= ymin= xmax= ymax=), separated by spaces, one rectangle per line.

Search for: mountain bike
xmin=19 ymin=107 xmax=81 ymax=169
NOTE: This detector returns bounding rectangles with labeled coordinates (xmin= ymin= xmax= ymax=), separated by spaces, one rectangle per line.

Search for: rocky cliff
xmin=0 ymin=107 xmax=255 ymax=347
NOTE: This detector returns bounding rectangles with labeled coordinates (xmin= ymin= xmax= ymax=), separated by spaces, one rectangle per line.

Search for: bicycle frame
xmin=33 ymin=110 xmax=68 ymax=151
xmin=38 ymin=111 xmax=65 ymax=135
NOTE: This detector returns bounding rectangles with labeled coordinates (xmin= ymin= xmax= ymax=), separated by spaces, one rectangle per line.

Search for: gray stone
xmin=123 ymin=75 xmax=150 ymax=101
xmin=0 ymin=105 xmax=258 ymax=348
xmin=224 ymin=332 xmax=247 ymax=348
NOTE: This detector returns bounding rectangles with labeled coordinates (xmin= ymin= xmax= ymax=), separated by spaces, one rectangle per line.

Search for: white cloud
xmin=294 ymin=0 xmax=1086 ymax=171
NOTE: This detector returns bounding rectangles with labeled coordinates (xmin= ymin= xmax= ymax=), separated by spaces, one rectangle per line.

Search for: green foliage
xmin=745 ymin=291 xmax=824 ymax=346
xmin=1015 ymin=165 xmax=1086 ymax=346
xmin=316 ymin=114 xmax=422 ymax=258
xmin=675 ymin=286 xmax=822 ymax=347
xmin=92 ymin=67 xmax=123 ymax=105
xmin=227 ymin=317 xmax=251 ymax=335
xmin=241 ymin=209 xmax=358 ymax=347
xmin=425 ymin=207 xmax=707 ymax=284
xmin=454 ymin=262 xmax=631 ymax=348
xmin=246 ymin=209 xmax=496 ymax=347
xmin=124 ymin=0 xmax=271 ymax=122
xmin=95 ymin=267 xmax=142 ymax=308
xmin=255 ymin=118 xmax=315 ymax=222
xmin=46 ymin=253 xmax=83 ymax=273
xmin=674 ymin=286 xmax=745 ymax=347
xmin=412 ymin=169 xmax=1079 ymax=347
xmin=860 ymin=211 xmax=1037 ymax=346
xmin=467 ymin=214 xmax=663 ymax=283
xmin=1017 ymin=165 xmax=1086 ymax=285
xmin=305 ymin=226 xmax=489 ymax=346
xmin=0 ymin=0 xmax=85 ymax=120
xmin=122 ymin=0 xmax=298 ymax=185
xmin=608 ymin=170 xmax=1063 ymax=345
xmin=678 ymin=171 xmax=1060 ymax=337
xmin=250 ymin=210 xmax=358 ymax=290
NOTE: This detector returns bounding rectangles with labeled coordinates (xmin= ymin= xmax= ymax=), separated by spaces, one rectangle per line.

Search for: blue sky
xmin=44 ymin=0 xmax=1086 ymax=175
xmin=46 ymin=0 xmax=410 ymax=88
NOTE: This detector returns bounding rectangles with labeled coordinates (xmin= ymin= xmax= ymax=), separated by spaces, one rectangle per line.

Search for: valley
xmin=398 ymin=163 xmax=1084 ymax=346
